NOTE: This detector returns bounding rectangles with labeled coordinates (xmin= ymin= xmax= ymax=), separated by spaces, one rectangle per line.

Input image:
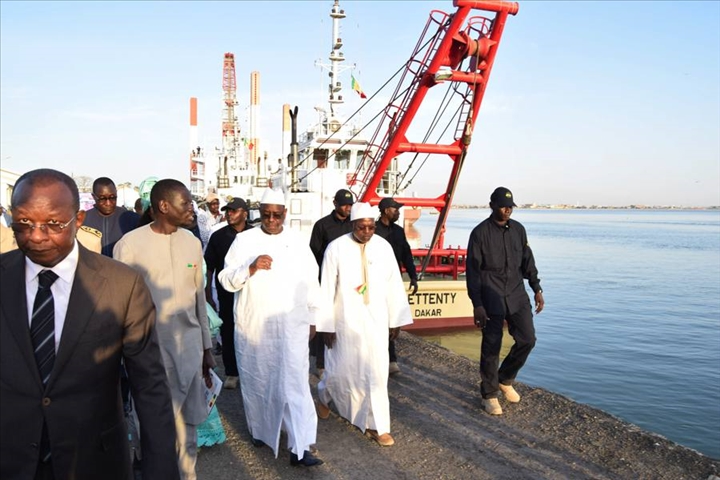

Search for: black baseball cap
xmin=379 ymin=197 xmax=404 ymax=210
xmin=221 ymin=197 xmax=249 ymax=211
xmin=490 ymin=187 xmax=517 ymax=207
xmin=334 ymin=189 xmax=355 ymax=206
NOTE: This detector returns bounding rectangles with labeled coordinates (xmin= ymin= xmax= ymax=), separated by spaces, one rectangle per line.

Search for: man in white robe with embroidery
xmin=218 ymin=188 xmax=324 ymax=467
xmin=316 ymin=202 xmax=413 ymax=447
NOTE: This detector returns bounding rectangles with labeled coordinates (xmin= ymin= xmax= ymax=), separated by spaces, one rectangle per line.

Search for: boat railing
xmin=409 ymin=247 xmax=467 ymax=280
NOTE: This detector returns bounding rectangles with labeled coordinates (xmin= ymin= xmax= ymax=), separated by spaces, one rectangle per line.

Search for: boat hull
xmin=403 ymin=207 xmax=421 ymax=227
xmin=403 ymin=279 xmax=474 ymax=331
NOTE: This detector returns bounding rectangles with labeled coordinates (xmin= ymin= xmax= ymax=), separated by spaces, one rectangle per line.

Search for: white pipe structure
xmin=189 ymin=97 xmax=198 ymax=151
xmin=250 ymin=71 xmax=260 ymax=169
xmin=188 ymin=97 xmax=206 ymax=196
xmin=282 ymin=104 xmax=291 ymax=163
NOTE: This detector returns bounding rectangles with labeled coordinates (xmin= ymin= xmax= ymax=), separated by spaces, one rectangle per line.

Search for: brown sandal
xmin=366 ymin=429 xmax=395 ymax=446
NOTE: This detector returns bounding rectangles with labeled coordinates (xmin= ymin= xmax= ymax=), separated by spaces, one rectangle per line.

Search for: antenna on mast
xmin=315 ymin=0 xmax=353 ymax=121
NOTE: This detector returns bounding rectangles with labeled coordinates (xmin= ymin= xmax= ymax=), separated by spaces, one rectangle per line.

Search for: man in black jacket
xmin=308 ymin=189 xmax=355 ymax=376
xmin=375 ymin=197 xmax=418 ymax=375
xmin=466 ymin=187 xmax=544 ymax=415
xmin=204 ymin=197 xmax=253 ymax=389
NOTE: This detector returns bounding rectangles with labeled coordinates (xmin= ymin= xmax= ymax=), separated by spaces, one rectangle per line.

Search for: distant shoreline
xmin=447 ymin=205 xmax=720 ymax=211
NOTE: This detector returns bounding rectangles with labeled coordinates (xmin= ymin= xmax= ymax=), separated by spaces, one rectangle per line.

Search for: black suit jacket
xmin=0 ymin=244 xmax=179 ymax=480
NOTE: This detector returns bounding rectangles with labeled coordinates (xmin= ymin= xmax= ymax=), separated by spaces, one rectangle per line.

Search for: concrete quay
xmin=197 ymin=333 xmax=719 ymax=479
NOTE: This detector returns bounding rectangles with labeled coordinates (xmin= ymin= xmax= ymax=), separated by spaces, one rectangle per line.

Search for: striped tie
xmin=31 ymin=270 xmax=59 ymax=386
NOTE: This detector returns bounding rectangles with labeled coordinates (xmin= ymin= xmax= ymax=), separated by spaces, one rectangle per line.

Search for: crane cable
xmin=397 ymin=27 xmax=483 ymax=193
xmin=289 ymin=20 xmax=448 ymax=190
xmin=397 ymin=82 xmax=467 ymax=193
xmin=419 ymin=41 xmax=486 ymax=279
xmin=290 ymin=36 xmax=436 ymax=186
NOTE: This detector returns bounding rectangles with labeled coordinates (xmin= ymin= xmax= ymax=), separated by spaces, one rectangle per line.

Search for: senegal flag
xmin=351 ymin=74 xmax=367 ymax=99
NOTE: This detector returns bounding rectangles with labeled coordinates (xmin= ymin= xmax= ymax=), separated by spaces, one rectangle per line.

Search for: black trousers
xmin=310 ymin=335 xmax=325 ymax=369
xmin=34 ymin=460 xmax=54 ymax=480
xmin=218 ymin=294 xmax=238 ymax=377
xmin=480 ymin=299 xmax=536 ymax=399
xmin=389 ymin=339 xmax=397 ymax=363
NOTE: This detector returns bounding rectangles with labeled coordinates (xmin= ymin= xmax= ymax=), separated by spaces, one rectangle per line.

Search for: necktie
xmin=31 ymin=270 xmax=59 ymax=385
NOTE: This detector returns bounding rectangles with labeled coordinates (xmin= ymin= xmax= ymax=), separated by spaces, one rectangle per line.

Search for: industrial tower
xmin=217 ymin=52 xmax=240 ymax=189
xmin=188 ymin=97 xmax=205 ymax=196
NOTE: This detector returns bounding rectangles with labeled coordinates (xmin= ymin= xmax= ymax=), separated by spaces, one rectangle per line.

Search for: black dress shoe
xmin=251 ymin=438 xmax=266 ymax=448
xmin=290 ymin=450 xmax=324 ymax=467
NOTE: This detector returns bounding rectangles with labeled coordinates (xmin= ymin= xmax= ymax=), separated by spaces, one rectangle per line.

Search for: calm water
xmin=411 ymin=209 xmax=720 ymax=459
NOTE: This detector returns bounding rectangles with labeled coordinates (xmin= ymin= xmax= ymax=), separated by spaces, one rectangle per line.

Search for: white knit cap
xmin=260 ymin=188 xmax=285 ymax=206
xmin=350 ymin=202 xmax=376 ymax=221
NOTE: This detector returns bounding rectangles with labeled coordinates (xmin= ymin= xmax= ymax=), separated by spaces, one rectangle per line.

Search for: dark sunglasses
xmin=93 ymin=195 xmax=118 ymax=203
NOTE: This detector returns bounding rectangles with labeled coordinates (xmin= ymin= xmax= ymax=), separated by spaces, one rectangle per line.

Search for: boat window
xmin=381 ymin=171 xmax=398 ymax=194
xmin=335 ymin=149 xmax=351 ymax=169
xmin=314 ymin=149 xmax=328 ymax=169
xmin=355 ymin=150 xmax=368 ymax=169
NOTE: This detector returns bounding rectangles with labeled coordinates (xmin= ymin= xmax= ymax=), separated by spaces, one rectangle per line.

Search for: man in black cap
xmin=466 ymin=187 xmax=544 ymax=416
xmin=204 ymin=197 xmax=253 ymax=389
xmin=375 ymin=197 xmax=418 ymax=375
xmin=308 ymin=188 xmax=355 ymax=376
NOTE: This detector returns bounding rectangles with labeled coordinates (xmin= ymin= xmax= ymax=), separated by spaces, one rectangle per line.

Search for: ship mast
xmin=217 ymin=52 xmax=240 ymax=189
xmin=315 ymin=0 xmax=352 ymax=128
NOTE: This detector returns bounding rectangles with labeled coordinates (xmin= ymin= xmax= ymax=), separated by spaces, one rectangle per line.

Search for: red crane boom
xmin=354 ymin=0 xmax=518 ymax=277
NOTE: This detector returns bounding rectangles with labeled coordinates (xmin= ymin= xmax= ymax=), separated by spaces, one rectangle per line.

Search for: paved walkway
xmin=196 ymin=333 xmax=719 ymax=479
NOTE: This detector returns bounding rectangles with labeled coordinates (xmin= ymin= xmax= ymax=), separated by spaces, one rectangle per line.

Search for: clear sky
xmin=1 ymin=1 xmax=719 ymax=207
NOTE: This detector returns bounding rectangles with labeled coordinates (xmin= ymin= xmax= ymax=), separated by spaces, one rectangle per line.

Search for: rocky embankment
xmin=197 ymin=333 xmax=720 ymax=479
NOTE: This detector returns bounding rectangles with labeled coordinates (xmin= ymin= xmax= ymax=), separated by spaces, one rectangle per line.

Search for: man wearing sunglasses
xmin=375 ymin=197 xmax=419 ymax=376
xmin=315 ymin=202 xmax=413 ymax=447
xmin=218 ymin=188 xmax=324 ymax=467
xmin=0 ymin=168 xmax=179 ymax=480
xmin=83 ymin=177 xmax=139 ymax=257
xmin=83 ymin=177 xmax=141 ymax=469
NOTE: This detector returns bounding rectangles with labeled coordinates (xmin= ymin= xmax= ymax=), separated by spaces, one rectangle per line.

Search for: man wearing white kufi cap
xmin=260 ymin=187 xmax=286 ymax=206
xmin=315 ymin=202 xmax=413 ymax=447
xmin=218 ymin=188 xmax=324 ymax=467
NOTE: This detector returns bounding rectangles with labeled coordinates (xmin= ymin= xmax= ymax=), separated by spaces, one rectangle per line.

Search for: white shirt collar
xmin=25 ymin=240 xmax=80 ymax=284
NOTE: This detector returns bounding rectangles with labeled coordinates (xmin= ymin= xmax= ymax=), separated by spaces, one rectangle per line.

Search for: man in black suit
xmin=375 ymin=197 xmax=419 ymax=375
xmin=0 ymin=168 xmax=179 ymax=480
xmin=308 ymin=188 xmax=355 ymax=376
xmin=204 ymin=197 xmax=253 ymax=389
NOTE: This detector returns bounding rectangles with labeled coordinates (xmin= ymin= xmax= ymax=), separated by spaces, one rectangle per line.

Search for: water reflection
xmin=412 ymin=327 xmax=515 ymax=363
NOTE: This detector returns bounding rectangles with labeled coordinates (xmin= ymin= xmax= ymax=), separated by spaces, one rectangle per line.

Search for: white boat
xmin=195 ymin=0 xmax=519 ymax=330
xmin=199 ymin=0 xmax=412 ymax=238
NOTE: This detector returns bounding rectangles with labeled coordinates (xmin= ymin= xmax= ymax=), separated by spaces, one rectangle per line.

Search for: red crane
xmin=218 ymin=53 xmax=240 ymax=188
xmin=222 ymin=53 xmax=238 ymax=144
xmin=354 ymin=0 xmax=519 ymax=278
